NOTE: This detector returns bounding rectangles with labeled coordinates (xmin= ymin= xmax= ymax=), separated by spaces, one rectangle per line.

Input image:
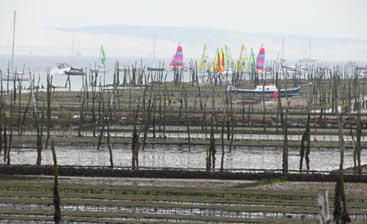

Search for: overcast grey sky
xmin=1 ymin=0 xmax=366 ymax=39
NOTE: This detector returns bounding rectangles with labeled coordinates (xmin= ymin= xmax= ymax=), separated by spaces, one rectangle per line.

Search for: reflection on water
xmin=6 ymin=145 xmax=366 ymax=171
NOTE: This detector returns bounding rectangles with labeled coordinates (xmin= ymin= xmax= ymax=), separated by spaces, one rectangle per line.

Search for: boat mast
xmin=308 ymin=38 xmax=312 ymax=59
xmin=71 ymin=30 xmax=75 ymax=65
xmin=11 ymin=11 xmax=16 ymax=72
xmin=200 ymin=44 xmax=206 ymax=74
xmin=152 ymin=36 xmax=156 ymax=66
xmin=280 ymin=36 xmax=285 ymax=62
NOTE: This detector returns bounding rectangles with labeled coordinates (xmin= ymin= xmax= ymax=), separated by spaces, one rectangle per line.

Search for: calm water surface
xmin=6 ymin=145 xmax=366 ymax=171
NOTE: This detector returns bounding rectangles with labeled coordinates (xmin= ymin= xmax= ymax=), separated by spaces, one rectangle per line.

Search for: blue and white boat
xmin=227 ymin=84 xmax=300 ymax=96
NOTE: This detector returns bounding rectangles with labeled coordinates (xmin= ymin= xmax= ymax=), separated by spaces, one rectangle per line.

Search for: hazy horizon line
xmin=49 ymin=24 xmax=367 ymax=41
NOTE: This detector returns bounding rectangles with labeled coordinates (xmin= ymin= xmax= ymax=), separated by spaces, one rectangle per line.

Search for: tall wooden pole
xmin=11 ymin=11 xmax=16 ymax=72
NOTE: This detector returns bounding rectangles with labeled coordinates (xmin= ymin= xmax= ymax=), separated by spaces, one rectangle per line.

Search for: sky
xmin=0 ymin=0 xmax=366 ymax=61
xmin=1 ymin=0 xmax=366 ymax=39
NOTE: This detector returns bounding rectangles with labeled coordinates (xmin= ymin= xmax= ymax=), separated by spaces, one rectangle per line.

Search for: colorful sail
xmin=224 ymin=44 xmax=233 ymax=71
xmin=248 ymin=48 xmax=256 ymax=73
xmin=198 ymin=44 xmax=209 ymax=69
xmin=169 ymin=44 xmax=184 ymax=67
xmin=256 ymin=45 xmax=265 ymax=71
xmin=215 ymin=49 xmax=221 ymax=72
xmin=209 ymin=48 xmax=217 ymax=73
xmin=236 ymin=44 xmax=248 ymax=71
xmin=99 ymin=45 xmax=106 ymax=66
xmin=211 ymin=49 xmax=223 ymax=73
xmin=209 ymin=61 xmax=215 ymax=73
xmin=221 ymin=48 xmax=225 ymax=72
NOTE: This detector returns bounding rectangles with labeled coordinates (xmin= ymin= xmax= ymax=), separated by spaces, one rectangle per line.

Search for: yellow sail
xmin=224 ymin=44 xmax=233 ymax=71
xmin=198 ymin=44 xmax=209 ymax=71
xmin=210 ymin=48 xmax=218 ymax=73
xmin=237 ymin=44 xmax=248 ymax=71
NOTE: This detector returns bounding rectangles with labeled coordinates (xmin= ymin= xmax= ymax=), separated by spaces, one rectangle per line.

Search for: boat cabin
xmin=254 ymin=85 xmax=278 ymax=92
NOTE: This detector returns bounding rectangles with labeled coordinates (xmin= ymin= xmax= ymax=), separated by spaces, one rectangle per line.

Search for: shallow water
xmin=0 ymin=54 xmax=187 ymax=91
xmin=5 ymin=144 xmax=366 ymax=171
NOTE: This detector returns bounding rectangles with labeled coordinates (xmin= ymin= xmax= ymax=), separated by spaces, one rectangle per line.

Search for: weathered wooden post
xmin=152 ymin=93 xmax=157 ymax=139
xmin=141 ymin=85 xmax=154 ymax=151
xmin=51 ymin=141 xmax=61 ymax=224
xmin=206 ymin=114 xmax=215 ymax=172
xmin=229 ymin=93 xmax=234 ymax=153
xmin=107 ymin=93 xmax=113 ymax=169
xmin=183 ymin=85 xmax=191 ymax=151
xmin=220 ymin=93 xmax=227 ymax=172
xmin=45 ymin=73 xmax=52 ymax=148
xmin=96 ymin=87 xmax=104 ymax=150
xmin=78 ymin=79 xmax=86 ymax=137
xmin=6 ymin=78 xmax=14 ymax=165
xmin=300 ymin=88 xmax=313 ymax=171
xmin=162 ymin=84 xmax=167 ymax=138
xmin=262 ymin=83 xmax=266 ymax=132
xmin=131 ymin=101 xmax=140 ymax=170
xmin=279 ymin=68 xmax=288 ymax=173
xmin=30 ymin=75 xmax=44 ymax=166
xmin=91 ymin=70 xmax=97 ymax=137
xmin=333 ymin=95 xmax=351 ymax=224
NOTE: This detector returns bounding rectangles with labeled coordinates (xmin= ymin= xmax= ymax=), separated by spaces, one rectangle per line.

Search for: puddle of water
xmin=4 ymin=145 xmax=366 ymax=171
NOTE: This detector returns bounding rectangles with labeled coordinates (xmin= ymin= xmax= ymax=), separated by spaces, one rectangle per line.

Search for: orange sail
xmin=215 ymin=49 xmax=224 ymax=72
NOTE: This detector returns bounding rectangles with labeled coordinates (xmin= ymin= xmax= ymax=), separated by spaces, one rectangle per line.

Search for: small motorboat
xmin=50 ymin=63 xmax=72 ymax=75
xmin=64 ymin=67 xmax=86 ymax=76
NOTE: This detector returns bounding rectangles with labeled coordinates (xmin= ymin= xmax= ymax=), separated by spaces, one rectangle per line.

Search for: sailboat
xmin=198 ymin=44 xmax=209 ymax=72
xmin=197 ymin=44 xmax=210 ymax=84
xmin=0 ymin=11 xmax=29 ymax=84
xmin=256 ymin=45 xmax=265 ymax=72
xmin=278 ymin=37 xmax=296 ymax=73
xmin=147 ymin=37 xmax=165 ymax=72
xmin=248 ymin=48 xmax=256 ymax=74
xmin=210 ymin=48 xmax=224 ymax=73
xmin=232 ymin=44 xmax=249 ymax=83
xmin=210 ymin=45 xmax=233 ymax=74
xmin=235 ymin=44 xmax=248 ymax=72
xmin=299 ymin=38 xmax=317 ymax=64
xmin=169 ymin=44 xmax=184 ymax=68
xmin=51 ymin=31 xmax=85 ymax=76
xmin=224 ymin=44 xmax=234 ymax=74
xmin=50 ymin=63 xmax=72 ymax=75
xmin=208 ymin=48 xmax=226 ymax=85
xmin=170 ymin=43 xmax=184 ymax=83
xmin=90 ymin=45 xmax=107 ymax=74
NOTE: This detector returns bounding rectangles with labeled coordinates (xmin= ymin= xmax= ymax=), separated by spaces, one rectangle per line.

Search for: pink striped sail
xmin=256 ymin=46 xmax=265 ymax=71
xmin=169 ymin=44 xmax=184 ymax=67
